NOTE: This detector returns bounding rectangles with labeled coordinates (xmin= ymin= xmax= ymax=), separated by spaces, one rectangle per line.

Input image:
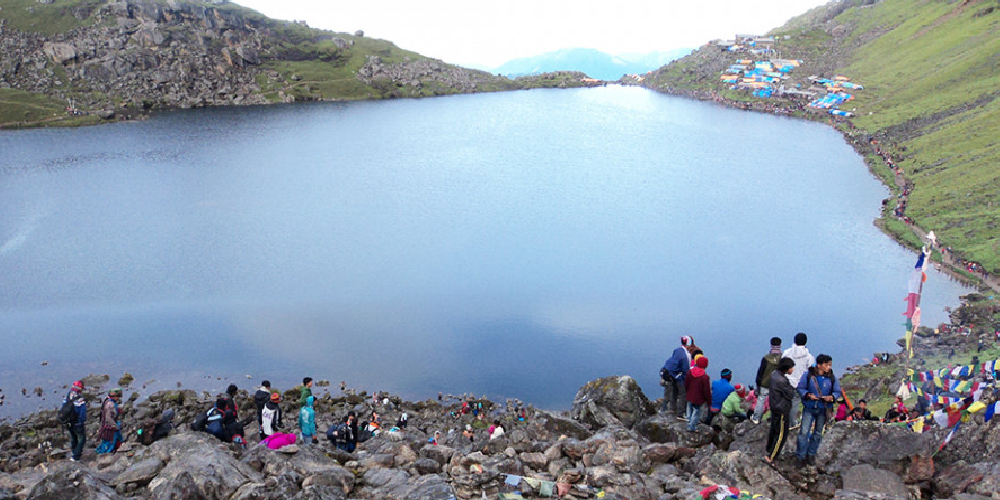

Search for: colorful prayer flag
xmin=985 ymin=402 xmax=1000 ymax=422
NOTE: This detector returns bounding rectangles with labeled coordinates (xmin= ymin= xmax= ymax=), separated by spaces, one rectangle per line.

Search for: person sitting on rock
xmin=150 ymin=408 xmax=175 ymax=443
xmin=489 ymin=421 xmax=506 ymax=440
xmin=720 ymin=384 xmax=748 ymax=422
xmin=707 ymin=368 xmax=736 ymax=425
xmin=849 ymin=399 xmax=875 ymax=421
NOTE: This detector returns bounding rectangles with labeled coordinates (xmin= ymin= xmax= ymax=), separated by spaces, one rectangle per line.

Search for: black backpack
xmin=138 ymin=418 xmax=158 ymax=445
xmin=327 ymin=422 xmax=346 ymax=443
xmin=191 ymin=409 xmax=209 ymax=432
xmin=58 ymin=394 xmax=76 ymax=426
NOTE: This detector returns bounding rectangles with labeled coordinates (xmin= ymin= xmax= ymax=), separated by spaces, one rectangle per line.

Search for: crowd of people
xmin=658 ymin=331 xmax=959 ymax=468
xmin=57 ymin=375 xmax=518 ymax=460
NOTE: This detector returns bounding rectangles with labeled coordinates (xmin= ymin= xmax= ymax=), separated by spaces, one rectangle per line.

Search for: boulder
xmin=570 ymin=376 xmax=654 ymax=429
xmin=684 ymin=450 xmax=799 ymax=499
xmin=109 ymin=457 xmax=165 ymax=487
xmin=410 ymin=458 xmax=440 ymax=474
xmin=146 ymin=433 xmax=260 ymax=499
xmin=841 ymin=464 xmax=909 ymax=497
xmin=419 ymin=444 xmax=455 ymax=465
xmin=27 ymin=464 xmax=123 ymax=500
xmin=42 ymin=42 xmax=77 ymax=64
xmin=817 ymin=421 xmax=937 ymax=476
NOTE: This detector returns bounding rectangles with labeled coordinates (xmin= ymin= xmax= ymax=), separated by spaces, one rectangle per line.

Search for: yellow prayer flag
xmin=969 ymin=401 xmax=987 ymax=413
xmin=912 ymin=418 xmax=924 ymax=433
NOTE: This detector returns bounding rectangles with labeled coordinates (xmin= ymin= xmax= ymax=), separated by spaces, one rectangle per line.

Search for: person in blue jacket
xmin=706 ymin=368 xmax=736 ymax=424
xmin=796 ymin=354 xmax=840 ymax=465
xmin=299 ymin=396 xmax=316 ymax=444
xmin=661 ymin=335 xmax=695 ymax=419
xmin=62 ymin=380 xmax=87 ymax=461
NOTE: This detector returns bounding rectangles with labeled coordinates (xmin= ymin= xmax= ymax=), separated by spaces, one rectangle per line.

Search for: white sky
xmin=233 ymin=0 xmax=831 ymax=68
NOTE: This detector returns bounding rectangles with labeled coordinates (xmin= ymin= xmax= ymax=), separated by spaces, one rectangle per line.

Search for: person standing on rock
xmin=253 ymin=380 xmax=271 ymax=432
xmin=764 ymin=357 xmax=796 ymax=464
xmin=300 ymin=377 xmax=314 ymax=407
xmin=752 ymin=337 xmax=783 ymax=424
xmin=684 ymin=356 xmax=711 ymax=432
xmin=661 ymin=335 xmax=695 ymax=420
xmin=783 ymin=332 xmax=814 ymax=427
xmin=260 ymin=392 xmax=283 ymax=439
xmin=299 ymin=395 xmax=316 ymax=444
xmin=795 ymin=354 xmax=839 ymax=466
xmin=96 ymin=388 xmax=123 ymax=454
xmin=61 ymin=380 xmax=87 ymax=461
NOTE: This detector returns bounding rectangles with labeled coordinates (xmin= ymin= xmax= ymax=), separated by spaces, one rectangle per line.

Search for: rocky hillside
xmin=0 ymin=0 xmax=601 ymax=127
xmin=1 ymin=370 xmax=999 ymax=499
xmin=643 ymin=0 xmax=1000 ymax=280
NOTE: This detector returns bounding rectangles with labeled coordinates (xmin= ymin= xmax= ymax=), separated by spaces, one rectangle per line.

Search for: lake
xmin=0 ymin=86 xmax=971 ymax=419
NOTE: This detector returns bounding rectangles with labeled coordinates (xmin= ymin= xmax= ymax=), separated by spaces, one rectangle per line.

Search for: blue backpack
xmin=205 ymin=408 xmax=225 ymax=438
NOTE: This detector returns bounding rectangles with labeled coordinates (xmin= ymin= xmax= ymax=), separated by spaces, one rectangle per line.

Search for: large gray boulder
xmin=27 ymin=464 xmax=123 ymax=500
xmin=570 ymin=376 xmax=655 ymax=429
xmin=841 ymin=464 xmax=910 ymax=498
xmin=817 ymin=421 xmax=937 ymax=476
xmin=146 ymin=433 xmax=261 ymax=499
xmin=684 ymin=450 xmax=803 ymax=499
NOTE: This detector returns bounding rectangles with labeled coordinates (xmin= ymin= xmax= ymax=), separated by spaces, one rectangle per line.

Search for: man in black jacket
xmin=764 ymin=357 xmax=796 ymax=464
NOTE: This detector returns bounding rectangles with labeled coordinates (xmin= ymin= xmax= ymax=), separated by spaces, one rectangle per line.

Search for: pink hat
xmin=72 ymin=381 xmax=83 ymax=391
xmin=735 ymin=384 xmax=746 ymax=398
xmin=695 ymin=356 xmax=709 ymax=369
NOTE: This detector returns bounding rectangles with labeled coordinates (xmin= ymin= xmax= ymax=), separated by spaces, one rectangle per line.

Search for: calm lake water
xmin=0 ymin=86 xmax=971 ymax=419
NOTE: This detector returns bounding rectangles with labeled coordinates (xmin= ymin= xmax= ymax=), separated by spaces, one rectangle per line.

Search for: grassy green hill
xmin=648 ymin=0 xmax=1000 ymax=277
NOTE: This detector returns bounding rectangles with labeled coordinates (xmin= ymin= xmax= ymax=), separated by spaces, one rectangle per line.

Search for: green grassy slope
xmin=649 ymin=0 xmax=1000 ymax=275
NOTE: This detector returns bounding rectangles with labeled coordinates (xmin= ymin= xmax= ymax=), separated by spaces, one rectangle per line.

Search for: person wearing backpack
xmin=299 ymin=396 xmax=316 ymax=444
xmin=253 ymin=381 xmax=271 ymax=431
xmin=660 ymin=335 xmax=695 ymax=419
xmin=96 ymin=388 xmax=123 ymax=454
xmin=60 ymin=380 xmax=87 ymax=461
xmin=205 ymin=398 xmax=230 ymax=442
xmin=328 ymin=415 xmax=354 ymax=451
xmin=752 ymin=337 xmax=783 ymax=424
xmin=260 ymin=392 xmax=282 ymax=439
xmin=795 ymin=354 xmax=840 ymax=466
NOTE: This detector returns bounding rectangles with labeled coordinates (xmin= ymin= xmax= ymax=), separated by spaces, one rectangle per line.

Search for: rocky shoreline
xmin=2 ymin=310 xmax=999 ymax=500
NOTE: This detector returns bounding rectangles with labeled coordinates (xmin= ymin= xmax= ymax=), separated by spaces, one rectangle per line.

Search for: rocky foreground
xmin=1 ymin=372 xmax=999 ymax=500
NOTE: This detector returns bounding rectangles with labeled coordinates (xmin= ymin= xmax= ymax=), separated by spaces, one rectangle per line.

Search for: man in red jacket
xmin=684 ymin=356 xmax=712 ymax=432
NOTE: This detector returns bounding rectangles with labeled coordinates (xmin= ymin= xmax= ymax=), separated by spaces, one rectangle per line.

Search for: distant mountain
xmin=494 ymin=48 xmax=693 ymax=81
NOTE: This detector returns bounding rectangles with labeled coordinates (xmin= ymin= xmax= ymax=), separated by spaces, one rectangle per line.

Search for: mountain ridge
xmin=494 ymin=47 xmax=692 ymax=81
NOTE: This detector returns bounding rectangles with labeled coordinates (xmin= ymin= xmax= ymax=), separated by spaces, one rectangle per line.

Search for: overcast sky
xmin=233 ymin=0 xmax=831 ymax=68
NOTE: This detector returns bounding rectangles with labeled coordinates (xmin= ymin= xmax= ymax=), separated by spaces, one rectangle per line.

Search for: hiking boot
xmin=807 ymin=455 xmax=816 ymax=466
xmin=750 ymin=416 xmax=760 ymax=424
